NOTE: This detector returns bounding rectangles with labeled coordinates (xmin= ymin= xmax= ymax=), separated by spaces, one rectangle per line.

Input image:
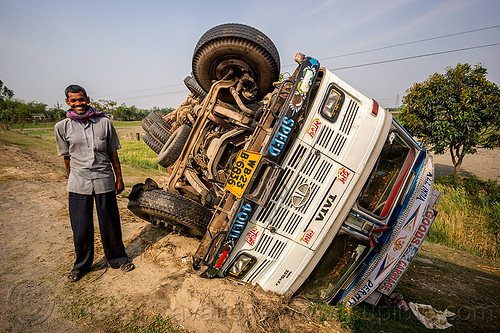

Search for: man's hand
xmin=116 ymin=177 xmax=125 ymax=194
xmin=109 ymin=151 xmax=124 ymax=195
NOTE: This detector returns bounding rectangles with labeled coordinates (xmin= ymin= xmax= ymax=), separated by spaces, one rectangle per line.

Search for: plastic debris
xmin=409 ymin=302 xmax=455 ymax=329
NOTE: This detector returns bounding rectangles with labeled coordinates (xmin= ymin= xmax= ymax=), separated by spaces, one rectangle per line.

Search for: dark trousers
xmin=68 ymin=191 xmax=128 ymax=271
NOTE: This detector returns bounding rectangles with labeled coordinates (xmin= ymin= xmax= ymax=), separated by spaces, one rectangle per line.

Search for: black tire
xmin=157 ymin=124 xmax=191 ymax=167
xmin=149 ymin=122 xmax=170 ymax=144
xmin=192 ymin=23 xmax=280 ymax=103
xmin=127 ymin=188 xmax=212 ymax=236
xmin=142 ymin=132 xmax=163 ymax=154
xmin=141 ymin=117 xmax=152 ymax=132
xmin=147 ymin=111 xmax=170 ymax=132
xmin=184 ymin=75 xmax=207 ymax=99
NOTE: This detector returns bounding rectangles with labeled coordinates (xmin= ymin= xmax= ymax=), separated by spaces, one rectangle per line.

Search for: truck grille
xmin=255 ymin=143 xmax=335 ymax=237
xmin=247 ymin=97 xmax=359 ymax=273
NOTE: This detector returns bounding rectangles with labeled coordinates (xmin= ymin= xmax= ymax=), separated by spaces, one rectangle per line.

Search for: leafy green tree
xmin=113 ymin=103 xmax=137 ymax=120
xmin=90 ymin=99 xmax=117 ymax=115
xmin=0 ymin=80 xmax=14 ymax=101
xmin=399 ymin=63 xmax=500 ymax=176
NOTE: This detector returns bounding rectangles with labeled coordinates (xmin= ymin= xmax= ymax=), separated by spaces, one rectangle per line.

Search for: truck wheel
xmin=142 ymin=132 xmax=163 ymax=154
xmin=184 ymin=75 xmax=207 ymax=99
xmin=157 ymin=124 xmax=191 ymax=167
xmin=127 ymin=188 xmax=211 ymax=237
xmin=147 ymin=111 xmax=170 ymax=132
xmin=141 ymin=117 xmax=152 ymax=132
xmin=192 ymin=23 xmax=280 ymax=103
xmin=149 ymin=122 xmax=170 ymax=144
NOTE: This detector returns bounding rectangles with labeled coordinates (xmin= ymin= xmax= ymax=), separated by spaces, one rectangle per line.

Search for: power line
xmin=321 ymin=24 xmax=500 ymax=61
xmin=283 ymin=24 xmax=500 ymax=68
xmin=330 ymin=42 xmax=500 ymax=71
xmin=95 ymin=83 xmax=184 ymax=99
xmin=112 ymin=90 xmax=187 ymax=101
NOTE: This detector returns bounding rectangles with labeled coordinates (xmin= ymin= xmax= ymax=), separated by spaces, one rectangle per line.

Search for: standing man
xmin=55 ymin=84 xmax=134 ymax=282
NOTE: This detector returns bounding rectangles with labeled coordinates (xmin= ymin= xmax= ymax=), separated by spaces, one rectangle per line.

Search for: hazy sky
xmin=1 ymin=0 xmax=499 ymax=110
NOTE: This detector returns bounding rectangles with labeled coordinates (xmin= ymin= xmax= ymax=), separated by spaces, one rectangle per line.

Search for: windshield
xmin=297 ymin=234 xmax=370 ymax=301
xmin=358 ymin=131 xmax=414 ymax=218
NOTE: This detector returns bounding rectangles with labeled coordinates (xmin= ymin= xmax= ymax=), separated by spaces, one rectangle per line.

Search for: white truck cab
xmin=215 ymin=56 xmax=440 ymax=306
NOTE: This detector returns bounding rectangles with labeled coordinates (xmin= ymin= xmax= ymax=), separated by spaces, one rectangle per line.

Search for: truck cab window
xmin=358 ymin=131 xmax=414 ymax=218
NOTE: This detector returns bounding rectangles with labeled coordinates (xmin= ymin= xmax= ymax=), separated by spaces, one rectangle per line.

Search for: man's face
xmin=66 ymin=92 xmax=90 ymax=114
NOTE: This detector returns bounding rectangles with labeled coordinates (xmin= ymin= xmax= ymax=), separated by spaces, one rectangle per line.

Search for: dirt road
xmin=0 ymin=131 xmax=345 ymax=333
xmin=1 ymin=128 xmax=498 ymax=332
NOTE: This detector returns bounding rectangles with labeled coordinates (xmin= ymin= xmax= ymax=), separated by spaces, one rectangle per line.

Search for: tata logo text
xmin=314 ymin=194 xmax=337 ymax=221
xmin=269 ymin=117 xmax=294 ymax=157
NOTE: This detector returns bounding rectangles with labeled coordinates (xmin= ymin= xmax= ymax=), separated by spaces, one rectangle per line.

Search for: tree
xmin=90 ymin=99 xmax=117 ymax=115
xmin=399 ymin=63 xmax=500 ymax=177
xmin=0 ymin=80 xmax=14 ymax=101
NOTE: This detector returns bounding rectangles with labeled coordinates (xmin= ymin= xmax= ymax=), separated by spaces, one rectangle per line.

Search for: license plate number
xmin=226 ymin=150 xmax=261 ymax=198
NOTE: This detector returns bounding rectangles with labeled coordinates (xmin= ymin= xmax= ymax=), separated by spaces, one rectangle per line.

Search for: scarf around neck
xmin=66 ymin=106 xmax=106 ymax=122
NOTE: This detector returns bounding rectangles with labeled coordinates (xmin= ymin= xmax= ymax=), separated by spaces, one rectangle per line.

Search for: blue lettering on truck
xmin=269 ymin=117 xmax=295 ymax=156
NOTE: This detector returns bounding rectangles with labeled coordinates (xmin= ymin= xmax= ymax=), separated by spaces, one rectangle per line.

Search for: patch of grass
xmin=0 ymin=128 xmax=55 ymax=150
xmin=113 ymin=121 xmax=141 ymax=128
xmin=7 ymin=121 xmax=57 ymax=129
xmin=429 ymin=175 xmax=499 ymax=259
xmin=308 ymin=302 xmax=361 ymax=331
xmin=120 ymin=140 xmax=168 ymax=172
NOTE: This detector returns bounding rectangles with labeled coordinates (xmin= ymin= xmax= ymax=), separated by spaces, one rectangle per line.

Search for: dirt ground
xmin=0 ymin=128 xmax=498 ymax=332
xmin=0 ymin=131 xmax=346 ymax=333
xmin=431 ymin=148 xmax=500 ymax=182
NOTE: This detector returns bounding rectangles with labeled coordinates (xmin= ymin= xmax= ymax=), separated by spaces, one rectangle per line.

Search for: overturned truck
xmin=129 ymin=23 xmax=440 ymax=307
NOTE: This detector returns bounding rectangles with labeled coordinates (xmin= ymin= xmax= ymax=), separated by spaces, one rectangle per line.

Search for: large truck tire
xmin=192 ymin=23 xmax=280 ymax=103
xmin=142 ymin=132 xmax=163 ymax=154
xmin=157 ymin=124 xmax=191 ymax=167
xmin=149 ymin=122 xmax=170 ymax=144
xmin=184 ymin=75 xmax=207 ymax=99
xmin=127 ymin=187 xmax=212 ymax=237
xmin=141 ymin=117 xmax=152 ymax=132
xmin=146 ymin=111 xmax=170 ymax=131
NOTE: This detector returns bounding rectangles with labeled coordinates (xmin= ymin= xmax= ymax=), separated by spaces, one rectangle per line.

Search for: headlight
xmin=228 ymin=253 xmax=256 ymax=278
xmin=320 ymin=85 xmax=345 ymax=122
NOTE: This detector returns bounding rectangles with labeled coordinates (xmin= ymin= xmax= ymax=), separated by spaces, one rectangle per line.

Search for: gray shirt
xmin=54 ymin=116 xmax=121 ymax=195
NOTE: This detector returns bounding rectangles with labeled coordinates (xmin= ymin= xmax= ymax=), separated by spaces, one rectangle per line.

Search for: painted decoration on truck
xmin=338 ymin=167 xmax=351 ymax=185
xmin=305 ymin=118 xmax=322 ymax=143
xmin=264 ymin=57 xmax=320 ymax=164
xmin=378 ymin=207 xmax=437 ymax=295
xmin=345 ymin=159 xmax=434 ymax=307
xmin=300 ymin=229 xmax=315 ymax=245
xmin=244 ymin=226 xmax=260 ymax=247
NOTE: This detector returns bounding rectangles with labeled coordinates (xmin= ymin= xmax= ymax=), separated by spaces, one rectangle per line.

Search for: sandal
xmin=120 ymin=262 xmax=135 ymax=272
xmin=67 ymin=270 xmax=82 ymax=282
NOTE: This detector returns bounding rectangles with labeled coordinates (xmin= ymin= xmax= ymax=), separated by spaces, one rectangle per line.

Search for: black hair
xmin=65 ymin=85 xmax=87 ymax=99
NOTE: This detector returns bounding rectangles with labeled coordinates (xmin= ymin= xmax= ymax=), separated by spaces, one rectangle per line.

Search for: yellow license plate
xmin=225 ymin=150 xmax=261 ymax=198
